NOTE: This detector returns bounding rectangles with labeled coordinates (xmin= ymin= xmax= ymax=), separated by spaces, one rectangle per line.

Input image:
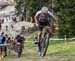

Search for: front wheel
xmin=40 ymin=34 xmax=50 ymax=57
xmin=17 ymin=45 xmax=22 ymax=57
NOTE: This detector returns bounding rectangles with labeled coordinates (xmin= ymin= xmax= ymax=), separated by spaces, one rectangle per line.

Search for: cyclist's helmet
xmin=41 ymin=7 xmax=48 ymax=13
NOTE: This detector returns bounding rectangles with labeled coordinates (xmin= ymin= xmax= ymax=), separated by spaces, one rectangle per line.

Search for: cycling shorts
xmin=38 ymin=21 xmax=51 ymax=31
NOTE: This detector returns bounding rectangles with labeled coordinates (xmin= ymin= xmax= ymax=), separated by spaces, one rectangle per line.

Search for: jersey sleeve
xmin=48 ymin=11 xmax=55 ymax=19
xmin=35 ymin=11 xmax=41 ymax=17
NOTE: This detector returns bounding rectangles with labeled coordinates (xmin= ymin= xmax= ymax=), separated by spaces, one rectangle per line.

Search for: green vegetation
xmin=54 ymin=0 xmax=75 ymax=37
xmin=25 ymin=36 xmax=75 ymax=61
xmin=26 ymin=31 xmax=37 ymax=41
xmin=25 ymin=32 xmax=75 ymax=56
xmin=26 ymin=35 xmax=75 ymax=55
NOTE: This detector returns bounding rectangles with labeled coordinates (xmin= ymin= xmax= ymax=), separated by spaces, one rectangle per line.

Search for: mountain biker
xmin=14 ymin=34 xmax=25 ymax=57
xmin=15 ymin=34 xmax=23 ymax=44
xmin=14 ymin=34 xmax=25 ymax=49
xmin=34 ymin=7 xmax=59 ymax=51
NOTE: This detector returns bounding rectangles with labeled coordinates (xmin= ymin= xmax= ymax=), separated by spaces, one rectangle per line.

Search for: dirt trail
xmin=0 ymin=47 xmax=69 ymax=61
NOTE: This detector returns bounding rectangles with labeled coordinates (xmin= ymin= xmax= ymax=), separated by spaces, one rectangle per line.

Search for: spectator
xmin=12 ymin=15 xmax=17 ymax=23
xmin=11 ymin=24 xmax=14 ymax=31
xmin=5 ymin=25 xmax=8 ymax=31
xmin=0 ymin=23 xmax=1 ymax=31
xmin=0 ymin=32 xmax=6 ymax=59
xmin=2 ymin=18 xmax=4 ymax=24
xmin=5 ymin=34 xmax=10 ymax=44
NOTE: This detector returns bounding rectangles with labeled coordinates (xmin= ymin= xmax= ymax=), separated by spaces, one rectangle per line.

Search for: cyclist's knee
xmin=46 ymin=26 xmax=52 ymax=34
xmin=38 ymin=31 xmax=42 ymax=35
xmin=48 ymin=29 xmax=52 ymax=34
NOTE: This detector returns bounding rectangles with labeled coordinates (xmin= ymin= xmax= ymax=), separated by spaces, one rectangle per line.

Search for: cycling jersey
xmin=15 ymin=35 xmax=23 ymax=43
xmin=35 ymin=10 xmax=55 ymax=22
xmin=35 ymin=10 xmax=55 ymax=31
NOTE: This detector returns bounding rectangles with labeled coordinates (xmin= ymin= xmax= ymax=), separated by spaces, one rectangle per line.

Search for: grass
xmin=25 ymin=33 xmax=75 ymax=61
xmin=47 ymin=40 xmax=75 ymax=55
xmin=26 ymin=31 xmax=37 ymax=41
xmin=26 ymin=32 xmax=75 ymax=54
xmin=26 ymin=36 xmax=75 ymax=55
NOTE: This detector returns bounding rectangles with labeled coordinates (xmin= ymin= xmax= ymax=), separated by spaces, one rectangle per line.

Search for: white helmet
xmin=41 ymin=7 xmax=48 ymax=13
